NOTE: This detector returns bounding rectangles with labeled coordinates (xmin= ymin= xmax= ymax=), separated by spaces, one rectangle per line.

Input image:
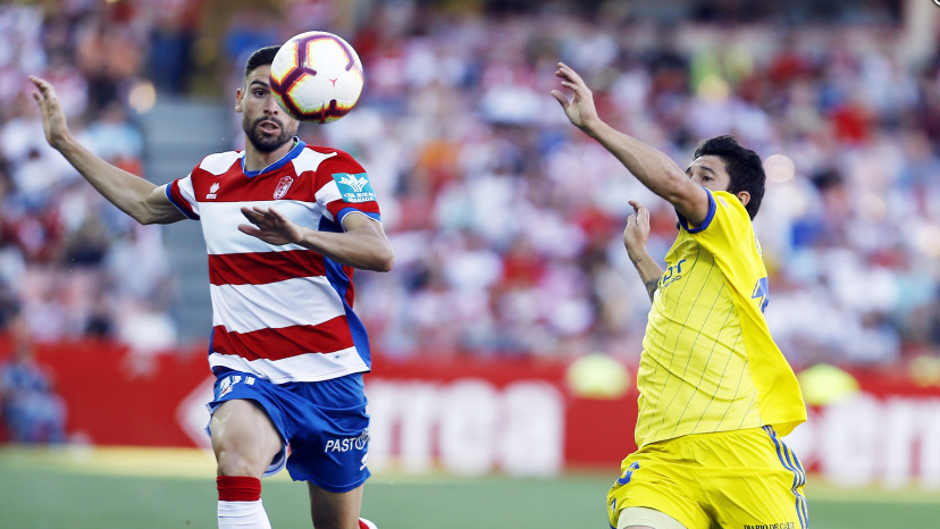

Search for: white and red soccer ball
xmin=269 ymin=31 xmax=364 ymax=124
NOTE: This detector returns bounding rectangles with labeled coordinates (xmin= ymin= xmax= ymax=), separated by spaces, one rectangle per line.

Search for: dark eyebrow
xmin=249 ymin=79 xmax=270 ymax=89
xmin=685 ymin=165 xmax=716 ymax=176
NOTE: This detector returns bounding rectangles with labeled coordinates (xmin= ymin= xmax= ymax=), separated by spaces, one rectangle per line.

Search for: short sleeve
xmin=313 ymin=150 xmax=381 ymax=227
xmin=166 ymin=173 xmax=200 ymax=220
xmin=678 ymin=189 xmax=752 ymax=257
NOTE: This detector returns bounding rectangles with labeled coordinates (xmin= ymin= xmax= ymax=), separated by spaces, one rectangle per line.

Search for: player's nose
xmin=265 ymin=95 xmax=281 ymax=114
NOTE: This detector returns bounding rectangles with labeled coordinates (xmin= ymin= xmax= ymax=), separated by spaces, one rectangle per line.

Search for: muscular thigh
xmin=211 ymin=399 xmax=283 ymax=477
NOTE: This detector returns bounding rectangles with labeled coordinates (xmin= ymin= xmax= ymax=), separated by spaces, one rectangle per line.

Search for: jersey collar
xmin=242 ymin=138 xmax=306 ymax=178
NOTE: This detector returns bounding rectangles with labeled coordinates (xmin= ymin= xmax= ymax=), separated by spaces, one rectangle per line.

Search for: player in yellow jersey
xmin=552 ymin=62 xmax=808 ymax=529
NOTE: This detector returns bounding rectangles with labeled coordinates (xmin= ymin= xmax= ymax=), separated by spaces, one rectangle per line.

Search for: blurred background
xmin=1 ymin=0 xmax=940 ymax=527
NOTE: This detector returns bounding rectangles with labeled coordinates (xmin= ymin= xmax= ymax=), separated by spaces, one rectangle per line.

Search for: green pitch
xmin=0 ymin=447 xmax=936 ymax=529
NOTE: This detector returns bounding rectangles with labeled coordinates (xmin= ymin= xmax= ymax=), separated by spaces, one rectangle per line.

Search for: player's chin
xmin=249 ymin=132 xmax=292 ymax=153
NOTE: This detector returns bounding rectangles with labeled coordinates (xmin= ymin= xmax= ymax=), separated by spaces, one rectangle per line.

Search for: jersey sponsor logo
xmin=658 ymin=258 xmax=687 ymax=290
xmin=744 ymin=523 xmax=795 ymax=529
xmin=206 ymin=182 xmax=220 ymax=200
xmin=616 ymin=461 xmax=640 ymax=485
xmin=273 ymin=175 xmax=294 ymax=200
xmin=324 ymin=429 xmax=370 ymax=453
xmin=332 ymin=172 xmax=376 ymax=203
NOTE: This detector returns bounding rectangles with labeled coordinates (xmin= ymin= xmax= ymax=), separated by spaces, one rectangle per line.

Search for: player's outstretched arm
xmin=29 ymin=76 xmax=185 ymax=225
xmin=551 ymin=62 xmax=711 ymax=227
xmin=624 ymin=200 xmax=663 ymax=302
xmin=238 ymin=207 xmax=394 ymax=272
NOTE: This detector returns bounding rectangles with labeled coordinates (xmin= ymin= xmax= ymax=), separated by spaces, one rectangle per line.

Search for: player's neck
xmin=243 ymin=138 xmax=298 ymax=172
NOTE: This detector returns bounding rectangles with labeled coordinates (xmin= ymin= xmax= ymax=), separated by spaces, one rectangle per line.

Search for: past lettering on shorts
xmin=216 ymin=374 xmax=255 ymax=399
xmin=744 ymin=522 xmax=795 ymax=529
xmin=324 ymin=430 xmax=370 ymax=453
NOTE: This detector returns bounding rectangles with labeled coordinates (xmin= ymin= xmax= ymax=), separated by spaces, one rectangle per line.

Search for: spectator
xmin=0 ymin=315 xmax=67 ymax=444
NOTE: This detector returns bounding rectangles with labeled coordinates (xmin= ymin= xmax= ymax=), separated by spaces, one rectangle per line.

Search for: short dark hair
xmin=693 ymin=135 xmax=765 ymax=219
xmin=244 ymin=46 xmax=280 ymax=79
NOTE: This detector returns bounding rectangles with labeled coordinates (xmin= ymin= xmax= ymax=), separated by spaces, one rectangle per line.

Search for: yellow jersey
xmin=634 ymin=189 xmax=806 ymax=448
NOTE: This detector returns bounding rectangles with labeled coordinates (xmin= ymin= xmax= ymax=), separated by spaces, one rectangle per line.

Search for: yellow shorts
xmin=606 ymin=426 xmax=807 ymax=529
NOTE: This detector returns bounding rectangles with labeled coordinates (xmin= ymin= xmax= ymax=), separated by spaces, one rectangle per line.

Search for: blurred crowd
xmin=1 ymin=0 xmax=939 ymax=372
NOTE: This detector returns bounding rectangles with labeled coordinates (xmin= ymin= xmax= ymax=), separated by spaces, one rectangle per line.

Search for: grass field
xmin=0 ymin=446 xmax=937 ymax=529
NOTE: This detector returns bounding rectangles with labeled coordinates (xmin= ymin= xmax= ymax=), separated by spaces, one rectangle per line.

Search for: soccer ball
xmin=269 ymin=31 xmax=364 ymax=123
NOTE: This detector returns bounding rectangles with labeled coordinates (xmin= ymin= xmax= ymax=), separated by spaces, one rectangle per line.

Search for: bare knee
xmin=215 ymin=442 xmax=266 ymax=477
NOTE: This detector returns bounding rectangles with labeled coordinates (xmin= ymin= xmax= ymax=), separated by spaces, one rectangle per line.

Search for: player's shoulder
xmin=711 ymin=190 xmax=751 ymax=223
xmin=299 ymin=145 xmax=364 ymax=173
xmin=194 ymin=150 xmax=244 ymax=176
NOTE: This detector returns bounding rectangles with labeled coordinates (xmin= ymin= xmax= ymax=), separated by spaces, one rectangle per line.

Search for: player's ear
xmin=736 ymin=190 xmax=751 ymax=207
xmin=235 ymin=87 xmax=244 ymax=113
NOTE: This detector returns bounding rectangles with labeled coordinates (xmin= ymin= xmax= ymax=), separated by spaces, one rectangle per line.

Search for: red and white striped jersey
xmin=165 ymin=140 xmax=381 ymax=384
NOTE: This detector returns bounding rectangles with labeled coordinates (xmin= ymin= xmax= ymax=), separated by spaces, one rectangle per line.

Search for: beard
xmin=243 ymin=115 xmax=296 ymax=153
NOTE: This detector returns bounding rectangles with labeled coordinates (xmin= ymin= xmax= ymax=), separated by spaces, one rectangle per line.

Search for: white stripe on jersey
xmin=314 ymin=180 xmax=342 ymax=221
xmin=199 ymin=200 xmax=323 ymax=255
xmin=201 ymin=151 xmax=244 ymax=175
xmin=209 ymin=347 xmax=367 ymax=384
xmin=290 ymin=147 xmax=337 ymax=174
xmin=175 ymin=175 xmax=200 ymax=216
xmin=210 ymin=276 xmax=345 ymax=333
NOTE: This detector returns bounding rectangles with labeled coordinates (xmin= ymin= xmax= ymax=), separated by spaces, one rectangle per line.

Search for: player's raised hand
xmin=29 ymin=76 xmax=72 ymax=150
xmin=550 ymin=62 xmax=600 ymax=131
xmin=239 ymin=206 xmax=305 ymax=246
xmin=623 ymin=200 xmax=651 ymax=258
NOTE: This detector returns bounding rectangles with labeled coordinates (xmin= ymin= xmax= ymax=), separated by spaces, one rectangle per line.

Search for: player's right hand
xmin=28 ymin=76 xmax=71 ymax=150
xmin=624 ymin=200 xmax=651 ymax=257
xmin=550 ymin=62 xmax=600 ymax=131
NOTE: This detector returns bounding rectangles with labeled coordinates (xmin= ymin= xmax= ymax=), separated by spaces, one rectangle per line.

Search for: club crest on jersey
xmin=273 ymin=175 xmax=294 ymax=200
xmin=206 ymin=182 xmax=220 ymax=200
xmin=332 ymin=172 xmax=376 ymax=203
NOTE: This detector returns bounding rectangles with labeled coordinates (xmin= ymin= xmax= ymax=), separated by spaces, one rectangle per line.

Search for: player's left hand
xmin=623 ymin=200 xmax=651 ymax=258
xmin=550 ymin=62 xmax=600 ymax=130
xmin=238 ymin=206 xmax=305 ymax=245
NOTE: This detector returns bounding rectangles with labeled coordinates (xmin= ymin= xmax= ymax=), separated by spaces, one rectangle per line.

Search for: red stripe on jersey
xmin=212 ymin=316 xmax=355 ymax=360
xmin=208 ymin=250 xmax=325 ymax=286
xmin=190 ymin=169 xmax=321 ymax=204
xmin=328 ymin=201 xmax=381 ymax=224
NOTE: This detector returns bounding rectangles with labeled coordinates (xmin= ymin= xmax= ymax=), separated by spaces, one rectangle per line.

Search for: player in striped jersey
xmin=553 ymin=63 xmax=807 ymax=529
xmin=30 ymin=46 xmax=392 ymax=529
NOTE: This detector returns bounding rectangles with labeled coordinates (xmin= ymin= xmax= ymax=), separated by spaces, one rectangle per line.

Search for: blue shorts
xmin=207 ymin=369 xmax=371 ymax=493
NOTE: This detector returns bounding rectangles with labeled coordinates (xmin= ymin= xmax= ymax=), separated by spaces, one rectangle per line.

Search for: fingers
xmin=240 ymin=206 xmax=266 ymax=223
xmin=264 ymin=207 xmax=288 ymax=222
xmin=554 ymin=62 xmax=584 ymax=85
xmin=237 ymin=224 xmax=261 ymax=237
xmin=554 ymin=62 xmax=588 ymax=94
xmin=28 ymin=76 xmax=54 ymax=101
xmin=241 ymin=206 xmax=279 ymax=222
xmin=626 ymin=200 xmax=651 ymax=229
xmin=550 ymin=89 xmax=569 ymax=109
